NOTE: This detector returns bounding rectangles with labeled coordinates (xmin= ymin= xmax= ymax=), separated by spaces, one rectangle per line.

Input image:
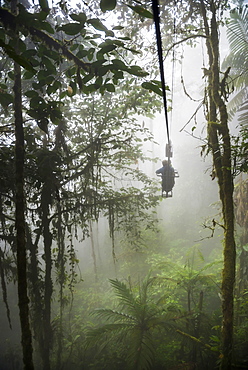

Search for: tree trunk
xmin=201 ymin=2 xmax=236 ymax=369
xmin=14 ymin=39 xmax=34 ymax=370
xmin=41 ymin=185 xmax=53 ymax=370
xmin=26 ymin=226 xmax=45 ymax=365
xmin=11 ymin=0 xmax=34 ymax=367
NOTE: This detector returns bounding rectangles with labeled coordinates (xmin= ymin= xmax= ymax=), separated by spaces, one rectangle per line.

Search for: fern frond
xmin=87 ymin=322 xmax=133 ymax=343
xmin=139 ymin=274 xmax=156 ymax=306
xmin=222 ymin=5 xmax=248 ymax=118
xmin=227 ymin=7 xmax=248 ymax=57
xmin=149 ymin=310 xmax=180 ymax=324
xmin=237 ymin=100 xmax=248 ymax=126
xmin=227 ymin=89 xmax=247 ymax=119
xmin=109 ymin=279 xmax=138 ymax=312
xmin=92 ymin=308 xmax=136 ymax=322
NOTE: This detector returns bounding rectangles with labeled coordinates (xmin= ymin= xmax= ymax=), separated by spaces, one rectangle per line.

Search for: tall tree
xmin=200 ymin=2 xmax=236 ymax=368
xmin=11 ymin=0 xmax=34 ymax=367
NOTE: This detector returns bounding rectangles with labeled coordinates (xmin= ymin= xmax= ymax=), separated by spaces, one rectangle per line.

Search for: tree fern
xmin=93 ymin=308 xmax=136 ymax=322
xmin=222 ymin=5 xmax=248 ymax=123
xmin=227 ymin=7 xmax=248 ymax=63
xmin=87 ymin=277 xmax=176 ymax=369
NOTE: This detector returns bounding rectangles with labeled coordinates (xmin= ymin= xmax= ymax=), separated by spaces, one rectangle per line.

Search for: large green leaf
xmin=112 ymin=25 xmax=124 ymax=30
xmin=113 ymin=70 xmax=124 ymax=81
xmin=59 ymin=22 xmax=84 ymax=35
xmin=97 ymin=44 xmax=117 ymax=55
xmin=142 ymin=81 xmax=163 ymax=96
xmin=76 ymin=49 xmax=88 ymax=58
xmin=24 ymin=90 xmax=39 ymax=98
xmin=97 ymin=65 xmax=110 ymax=77
xmin=39 ymin=20 xmax=54 ymax=34
xmin=27 ymin=109 xmax=42 ymax=119
xmin=41 ymin=56 xmax=56 ymax=74
xmin=37 ymin=70 xmax=54 ymax=84
xmin=126 ymin=4 xmax=154 ymax=19
xmin=47 ymin=80 xmax=62 ymax=95
xmin=39 ymin=0 xmax=49 ymax=13
xmin=30 ymin=96 xmax=46 ymax=109
xmin=105 ymin=83 xmax=115 ymax=92
xmin=100 ymin=0 xmax=117 ymax=12
xmin=0 ymin=92 xmax=13 ymax=107
xmin=70 ymin=12 xmax=87 ymax=24
xmin=37 ymin=118 xmax=49 ymax=133
xmin=110 ymin=59 xmax=128 ymax=71
xmin=91 ymin=59 xmax=108 ymax=68
xmin=88 ymin=18 xmax=108 ymax=31
xmin=127 ymin=65 xmax=149 ymax=77
xmin=112 ymin=39 xmax=125 ymax=47
xmin=50 ymin=107 xmax=62 ymax=123
xmin=0 ymin=40 xmax=35 ymax=72
xmin=23 ymin=70 xmax=36 ymax=79
xmin=82 ymin=73 xmax=94 ymax=84
xmin=87 ymin=47 xmax=95 ymax=61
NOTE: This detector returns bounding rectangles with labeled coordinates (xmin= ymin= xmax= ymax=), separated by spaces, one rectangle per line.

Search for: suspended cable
xmin=170 ymin=0 xmax=177 ymax=137
xmin=151 ymin=0 xmax=170 ymax=150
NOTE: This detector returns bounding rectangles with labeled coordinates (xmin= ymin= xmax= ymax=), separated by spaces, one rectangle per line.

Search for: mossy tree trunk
xmin=12 ymin=15 xmax=34 ymax=370
xmin=41 ymin=183 xmax=53 ymax=370
xmin=14 ymin=64 xmax=34 ymax=370
xmin=201 ymin=1 xmax=236 ymax=369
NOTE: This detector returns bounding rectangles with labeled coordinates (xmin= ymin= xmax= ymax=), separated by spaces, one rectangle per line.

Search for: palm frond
xmin=147 ymin=318 xmax=175 ymax=334
xmin=92 ymin=308 xmax=136 ymax=322
xmin=139 ymin=274 xmax=157 ymax=306
xmin=86 ymin=322 xmax=133 ymax=345
xmin=227 ymin=89 xmax=247 ymax=120
xmin=109 ymin=279 xmax=138 ymax=312
xmin=222 ymin=5 xmax=248 ymax=118
xmin=195 ymin=260 xmax=222 ymax=275
xmin=237 ymin=100 xmax=248 ymax=126
xmin=227 ymin=7 xmax=248 ymax=57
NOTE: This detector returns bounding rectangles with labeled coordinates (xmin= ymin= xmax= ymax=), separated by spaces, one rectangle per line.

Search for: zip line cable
xmin=170 ymin=5 xmax=176 ymax=141
xmin=151 ymin=0 xmax=171 ymax=153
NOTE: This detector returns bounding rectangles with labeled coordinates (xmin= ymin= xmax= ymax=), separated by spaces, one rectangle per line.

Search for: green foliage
xmin=222 ymin=5 xmax=248 ymax=123
xmin=0 ymin=2 xmax=154 ymax=122
xmin=149 ymin=246 xmax=222 ymax=314
xmin=141 ymin=80 xmax=166 ymax=97
xmin=232 ymin=127 xmax=248 ymax=174
xmin=126 ymin=4 xmax=154 ymax=19
xmin=87 ymin=276 xmax=177 ymax=370
xmin=234 ymin=317 xmax=248 ymax=368
xmin=100 ymin=0 xmax=117 ymax=12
